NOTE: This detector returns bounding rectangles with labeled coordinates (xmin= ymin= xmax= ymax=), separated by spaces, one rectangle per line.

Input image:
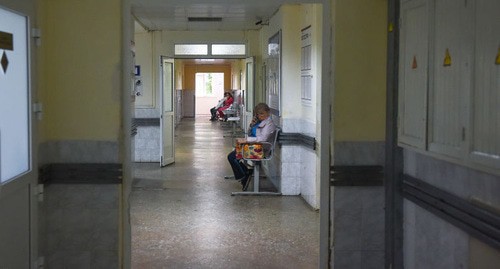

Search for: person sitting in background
xmin=210 ymin=93 xmax=228 ymax=121
xmin=216 ymin=92 xmax=234 ymax=121
xmin=227 ymin=103 xmax=276 ymax=191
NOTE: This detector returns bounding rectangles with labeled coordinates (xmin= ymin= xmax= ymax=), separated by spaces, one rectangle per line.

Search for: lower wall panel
xmin=41 ymin=183 xmax=119 ymax=269
xmin=403 ymin=150 xmax=500 ymax=269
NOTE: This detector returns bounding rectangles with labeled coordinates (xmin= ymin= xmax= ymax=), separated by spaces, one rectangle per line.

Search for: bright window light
xmin=211 ymin=44 xmax=246 ymax=55
xmin=195 ymin=73 xmax=224 ymax=97
xmin=175 ymin=44 xmax=208 ymax=55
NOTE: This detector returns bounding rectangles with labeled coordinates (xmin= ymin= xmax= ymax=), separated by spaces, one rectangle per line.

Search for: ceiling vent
xmin=188 ymin=17 xmax=222 ymax=22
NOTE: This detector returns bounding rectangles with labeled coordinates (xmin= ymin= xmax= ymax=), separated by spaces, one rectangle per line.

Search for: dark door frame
xmin=385 ymin=0 xmax=404 ymax=268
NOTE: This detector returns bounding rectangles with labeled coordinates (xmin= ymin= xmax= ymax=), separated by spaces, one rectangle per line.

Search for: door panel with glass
xmin=161 ymin=57 xmax=175 ymax=166
xmin=0 ymin=3 xmax=37 ymax=268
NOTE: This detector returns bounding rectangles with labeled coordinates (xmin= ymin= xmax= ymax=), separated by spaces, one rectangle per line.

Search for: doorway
xmin=179 ymin=58 xmax=241 ymax=119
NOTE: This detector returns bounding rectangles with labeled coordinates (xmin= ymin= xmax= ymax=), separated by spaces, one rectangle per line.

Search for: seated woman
xmin=216 ymin=92 xmax=234 ymax=120
xmin=227 ymin=103 xmax=277 ymax=191
xmin=210 ymin=93 xmax=228 ymax=121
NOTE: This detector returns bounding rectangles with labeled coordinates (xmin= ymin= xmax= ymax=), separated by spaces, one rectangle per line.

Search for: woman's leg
xmin=210 ymin=107 xmax=217 ymax=120
xmin=227 ymin=150 xmax=247 ymax=180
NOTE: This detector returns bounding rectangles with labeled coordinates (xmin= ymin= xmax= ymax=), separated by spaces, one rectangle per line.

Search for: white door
xmin=0 ymin=2 xmax=38 ymax=268
xmin=244 ymin=56 xmax=255 ymax=127
xmin=160 ymin=57 xmax=175 ymax=166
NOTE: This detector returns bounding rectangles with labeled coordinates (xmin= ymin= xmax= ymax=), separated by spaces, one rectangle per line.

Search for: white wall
xmin=259 ymin=4 xmax=322 ymax=208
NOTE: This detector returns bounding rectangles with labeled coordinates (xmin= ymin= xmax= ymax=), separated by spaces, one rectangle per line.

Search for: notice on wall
xmin=0 ymin=31 xmax=13 ymax=50
xmin=301 ymin=26 xmax=312 ymax=101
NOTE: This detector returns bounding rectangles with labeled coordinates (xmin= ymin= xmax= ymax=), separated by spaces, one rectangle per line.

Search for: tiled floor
xmin=131 ymin=117 xmax=319 ymax=269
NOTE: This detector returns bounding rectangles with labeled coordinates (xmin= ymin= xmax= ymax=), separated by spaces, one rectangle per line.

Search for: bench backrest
xmin=267 ymin=127 xmax=280 ymax=159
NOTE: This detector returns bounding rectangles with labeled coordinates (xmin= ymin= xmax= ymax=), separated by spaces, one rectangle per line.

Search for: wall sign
xmin=0 ymin=31 xmax=13 ymax=73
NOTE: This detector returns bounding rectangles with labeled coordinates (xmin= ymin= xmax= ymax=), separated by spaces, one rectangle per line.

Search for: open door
xmin=160 ymin=57 xmax=175 ymax=166
xmin=244 ymin=56 xmax=255 ymax=127
xmin=0 ymin=4 xmax=38 ymax=268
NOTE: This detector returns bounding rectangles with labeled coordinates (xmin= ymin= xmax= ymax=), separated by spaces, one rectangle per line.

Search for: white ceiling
xmin=132 ymin=0 xmax=320 ymax=31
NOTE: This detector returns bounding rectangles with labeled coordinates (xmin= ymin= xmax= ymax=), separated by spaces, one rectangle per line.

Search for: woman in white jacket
xmin=227 ymin=103 xmax=276 ymax=190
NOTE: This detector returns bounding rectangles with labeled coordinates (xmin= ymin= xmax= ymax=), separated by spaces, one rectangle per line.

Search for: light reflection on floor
xmin=131 ymin=116 xmax=319 ymax=269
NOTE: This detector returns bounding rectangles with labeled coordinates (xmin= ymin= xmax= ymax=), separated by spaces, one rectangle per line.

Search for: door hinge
xmin=329 ymin=104 xmax=333 ymax=123
xmin=36 ymin=256 xmax=45 ymax=269
xmin=36 ymin=184 xmax=44 ymax=202
xmin=33 ymin=102 xmax=43 ymax=120
xmin=32 ymin=28 xmax=42 ymax=47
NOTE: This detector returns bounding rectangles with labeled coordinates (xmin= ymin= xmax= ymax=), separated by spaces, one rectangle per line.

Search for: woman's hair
xmin=254 ymin=103 xmax=270 ymax=114
xmin=224 ymin=92 xmax=232 ymax=97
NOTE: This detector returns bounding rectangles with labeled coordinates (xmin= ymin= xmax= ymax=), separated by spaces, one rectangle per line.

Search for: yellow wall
xmin=333 ymin=0 xmax=387 ymax=141
xmin=183 ymin=64 xmax=232 ymax=90
xmin=175 ymin=59 xmax=184 ymax=90
xmin=39 ymin=0 xmax=122 ymax=141
xmin=230 ymin=60 xmax=243 ymax=90
xmin=280 ymin=5 xmax=302 ymax=119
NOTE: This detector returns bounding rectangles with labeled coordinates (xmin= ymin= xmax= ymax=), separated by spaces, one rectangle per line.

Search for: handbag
xmin=242 ymin=143 xmax=264 ymax=160
xmin=235 ymin=142 xmax=264 ymax=160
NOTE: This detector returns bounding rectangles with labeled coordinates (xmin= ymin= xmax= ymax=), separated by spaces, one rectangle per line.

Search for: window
xmin=211 ymin=44 xmax=246 ymax=55
xmin=195 ymin=73 xmax=224 ymax=97
xmin=175 ymin=44 xmax=208 ymax=55
xmin=175 ymin=43 xmax=246 ymax=57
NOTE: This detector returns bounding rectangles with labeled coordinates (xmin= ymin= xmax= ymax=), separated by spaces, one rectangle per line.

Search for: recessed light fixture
xmin=188 ymin=17 xmax=222 ymax=22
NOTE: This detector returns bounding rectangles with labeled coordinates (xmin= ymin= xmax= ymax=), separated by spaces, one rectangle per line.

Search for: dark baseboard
xmin=39 ymin=163 xmax=122 ymax=184
xmin=331 ymin=165 xmax=384 ymax=186
xmin=278 ymin=132 xmax=316 ymax=150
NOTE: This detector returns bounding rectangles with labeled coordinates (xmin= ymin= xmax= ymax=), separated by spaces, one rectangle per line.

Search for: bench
xmin=231 ymin=128 xmax=281 ymax=196
xmin=221 ymin=103 xmax=242 ymax=138
xmin=223 ymin=116 xmax=241 ymax=139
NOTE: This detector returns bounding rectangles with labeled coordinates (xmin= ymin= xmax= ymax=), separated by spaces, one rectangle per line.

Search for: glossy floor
xmin=131 ymin=117 xmax=319 ymax=268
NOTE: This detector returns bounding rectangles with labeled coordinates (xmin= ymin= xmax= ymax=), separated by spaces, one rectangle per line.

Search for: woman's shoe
xmin=244 ymin=160 xmax=255 ymax=169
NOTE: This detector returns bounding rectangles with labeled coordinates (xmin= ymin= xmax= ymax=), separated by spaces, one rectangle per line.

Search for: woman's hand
xmin=250 ymin=117 xmax=258 ymax=126
xmin=236 ymin=138 xmax=246 ymax=144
